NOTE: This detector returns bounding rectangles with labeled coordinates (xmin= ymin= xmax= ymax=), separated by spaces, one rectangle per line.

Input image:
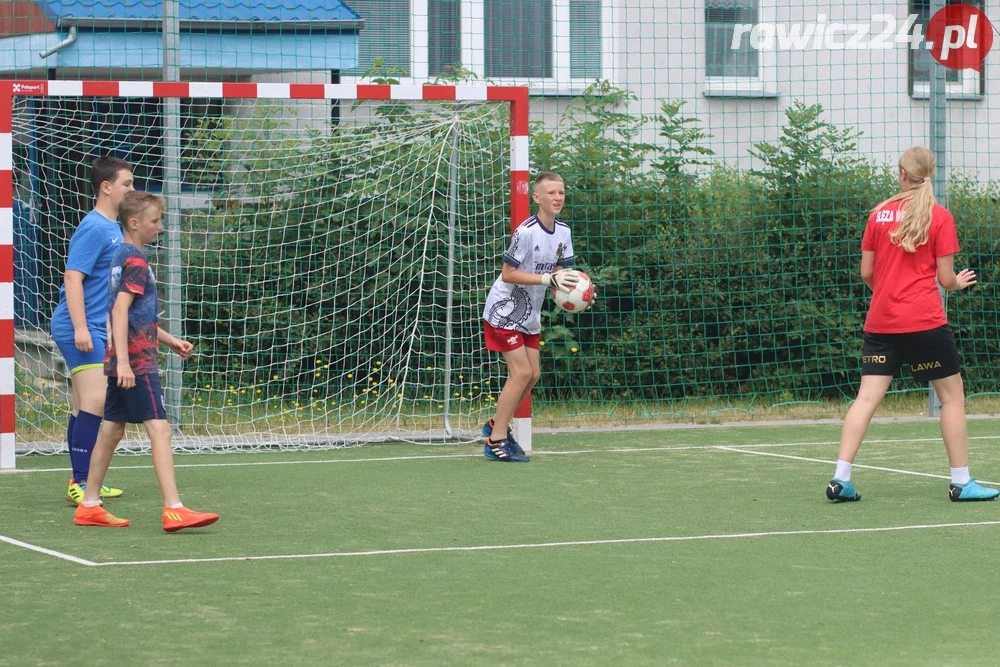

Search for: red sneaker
xmin=162 ymin=506 xmax=220 ymax=533
xmin=74 ymin=504 xmax=130 ymax=527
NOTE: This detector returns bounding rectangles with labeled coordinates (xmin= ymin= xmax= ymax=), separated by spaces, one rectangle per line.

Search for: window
xmin=344 ymin=0 xmax=412 ymax=75
xmin=704 ymin=0 xmax=776 ymax=97
xmin=345 ymin=0 xmax=608 ymax=91
xmin=485 ymin=1 xmax=553 ymax=78
xmin=569 ymin=0 xmax=603 ymax=79
xmin=908 ymin=0 xmax=984 ymax=98
xmin=429 ymin=0 xmax=461 ymax=76
xmin=705 ymin=0 xmax=758 ymax=78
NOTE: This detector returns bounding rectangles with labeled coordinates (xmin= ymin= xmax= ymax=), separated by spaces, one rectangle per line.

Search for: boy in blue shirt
xmin=50 ymin=156 xmax=133 ymax=503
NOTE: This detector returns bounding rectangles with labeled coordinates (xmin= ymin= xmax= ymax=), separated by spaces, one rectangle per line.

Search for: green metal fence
xmin=7 ymin=1 xmax=1000 ymax=444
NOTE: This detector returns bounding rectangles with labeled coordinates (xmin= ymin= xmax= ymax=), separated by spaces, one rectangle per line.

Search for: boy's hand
xmin=74 ymin=328 xmax=94 ymax=352
xmin=116 ymin=361 xmax=135 ymax=389
xmin=170 ymin=338 xmax=194 ymax=360
xmin=541 ymin=269 xmax=580 ymax=293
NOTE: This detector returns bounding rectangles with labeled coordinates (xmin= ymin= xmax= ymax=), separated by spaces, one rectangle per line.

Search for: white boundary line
xmin=67 ymin=521 xmax=1000 ymax=567
xmin=0 ymin=535 xmax=98 ymax=566
xmin=5 ymin=438 xmax=1000 ymax=567
xmin=11 ymin=434 xmax=1000 ymax=474
xmin=715 ymin=446 xmax=999 ymax=487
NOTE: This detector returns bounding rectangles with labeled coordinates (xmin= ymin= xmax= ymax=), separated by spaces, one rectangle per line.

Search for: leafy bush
xmin=180 ymin=81 xmax=1000 ymax=404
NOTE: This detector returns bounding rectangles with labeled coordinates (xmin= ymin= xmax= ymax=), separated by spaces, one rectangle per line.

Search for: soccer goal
xmin=0 ymin=80 xmax=530 ymax=469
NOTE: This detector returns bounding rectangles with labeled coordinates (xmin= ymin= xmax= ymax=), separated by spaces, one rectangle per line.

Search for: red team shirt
xmin=862 ymin=201 xmax=959 ymax=334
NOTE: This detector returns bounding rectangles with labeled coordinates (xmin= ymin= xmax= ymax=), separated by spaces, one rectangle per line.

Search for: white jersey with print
xmin=482 ymin=215 xmax=575 ymax=334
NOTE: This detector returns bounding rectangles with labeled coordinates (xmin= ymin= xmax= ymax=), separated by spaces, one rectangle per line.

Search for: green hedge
xmin=178 ymin=82 xmax=1000 ymax=404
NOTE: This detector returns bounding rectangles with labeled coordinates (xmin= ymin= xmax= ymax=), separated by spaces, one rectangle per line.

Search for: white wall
xmin=598 ymin=1 xmax=998 ymax=180
xmin=261 ymin=2 xmax=1000 ymax=182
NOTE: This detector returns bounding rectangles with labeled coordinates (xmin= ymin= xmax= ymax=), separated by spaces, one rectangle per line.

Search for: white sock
xmin=950 ymin=467 xmax=971 ymax=485
xmin=834 ymin=460 xmax=853 ymax=482
xmin=168 ymin=502 xmax=184 ymax=509
xmin=81 ymin=499 xmax=102 ymax=508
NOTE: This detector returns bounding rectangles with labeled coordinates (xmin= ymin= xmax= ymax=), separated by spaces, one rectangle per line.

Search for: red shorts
xmin=483 ymin=321 xmax=540 ymax=352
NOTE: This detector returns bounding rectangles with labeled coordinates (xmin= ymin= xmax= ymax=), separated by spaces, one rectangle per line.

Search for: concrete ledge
xmin=14 ymin=327 xmax=67 ymax=389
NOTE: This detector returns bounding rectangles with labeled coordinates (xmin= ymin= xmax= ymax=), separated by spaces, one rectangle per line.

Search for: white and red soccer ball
xmin=552 ymin=270 xmax=595 ymax=312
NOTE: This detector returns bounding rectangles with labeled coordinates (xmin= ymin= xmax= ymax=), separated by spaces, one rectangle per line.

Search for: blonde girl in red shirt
xmin=827 ymin=146 xmax=998 ymax=503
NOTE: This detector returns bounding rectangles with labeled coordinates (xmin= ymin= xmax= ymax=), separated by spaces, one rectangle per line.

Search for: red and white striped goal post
xmin=0 ymin=80 xmax=532 ymax=470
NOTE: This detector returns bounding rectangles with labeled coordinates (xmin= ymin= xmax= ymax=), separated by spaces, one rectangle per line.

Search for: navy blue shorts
xmin=104 ymin=373 xmax=167 ymax=423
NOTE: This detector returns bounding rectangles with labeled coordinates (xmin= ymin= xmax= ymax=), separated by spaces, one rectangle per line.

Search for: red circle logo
xmin=926 ymin=3 xmax=993 ymax=72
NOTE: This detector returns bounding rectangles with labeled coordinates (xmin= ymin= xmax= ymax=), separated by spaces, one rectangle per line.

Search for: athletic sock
xmin=71 ymin=411 xmax=102 ymax=484
xmin=950 ymin=466 xmax=971 ymax=485
xmin=834 ymin=460 xmax=853 ymax=482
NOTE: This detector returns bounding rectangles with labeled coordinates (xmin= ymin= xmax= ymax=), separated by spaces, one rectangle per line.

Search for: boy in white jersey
xmin=481 ymin=173 xmax=581 ymax=462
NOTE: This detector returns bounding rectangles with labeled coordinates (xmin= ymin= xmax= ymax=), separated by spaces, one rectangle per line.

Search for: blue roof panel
xmin=37 ymin=1 xmax=361 ymax=24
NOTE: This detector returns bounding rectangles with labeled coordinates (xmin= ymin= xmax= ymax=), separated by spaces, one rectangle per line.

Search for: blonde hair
xmin=119 ymin=190 xmax=165 ymax=229
xmin=533 ymin=172 xmax=563 ymax=189
xmin=871 ymin=146 xmax=937 ymax=252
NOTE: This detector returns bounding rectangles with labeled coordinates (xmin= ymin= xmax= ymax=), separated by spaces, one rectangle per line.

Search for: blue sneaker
xmin=484 ymin=439 xmax=530 ymax=463
xmin=826 ymin=478 xmax=861 ymax=502
xmin=949 ymin=479 xmax=1000 ymax=502
xmin=482 ymin=419 xmax=525 ymax=456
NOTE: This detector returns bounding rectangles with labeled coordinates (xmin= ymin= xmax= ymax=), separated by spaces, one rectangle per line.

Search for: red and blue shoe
xmin=484 ymin=438 xmax=530 ymax=463
xmin=482 ymin=418 xmax=526 ymax=456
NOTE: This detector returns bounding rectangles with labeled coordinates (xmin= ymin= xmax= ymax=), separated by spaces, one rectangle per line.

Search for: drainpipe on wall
xmin=39 ymin=24 xmax=77 ymax=59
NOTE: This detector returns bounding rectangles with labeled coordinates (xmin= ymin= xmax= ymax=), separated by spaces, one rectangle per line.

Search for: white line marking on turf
xmin=0 ymin=535 xmax=98 ymax=566
xmin=714 ymin=446 xmax=999 ymax=487
xmin=91 ymin=521 xmax=1000 ymax=567
xmin=15 ymin=434 xmax=1000 ymax=473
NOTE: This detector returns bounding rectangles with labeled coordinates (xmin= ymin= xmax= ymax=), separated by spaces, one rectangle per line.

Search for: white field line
xmin=85 ymin=521 xmax=1000 ymax=567
xmin=0 ymin=535 xmax=98 ymax=566
xmin=714 ymin=446 xmax=999 ymax=487
xmin=12 ymin=434 xmax=1000 ymax=473
xmin=5 ymin=440 xmax=1000 ymax=567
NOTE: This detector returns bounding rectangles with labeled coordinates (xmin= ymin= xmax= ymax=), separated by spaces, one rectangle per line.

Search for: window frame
xmin=344 ymin=0 xmax=617 ymax=95
xmin=703 ymin=0 xmax=777 ymax=99
xmin=908 ymin=0 xmax=985 ymax=99
xmin=428 ymin=0 xmax=462 ymax=77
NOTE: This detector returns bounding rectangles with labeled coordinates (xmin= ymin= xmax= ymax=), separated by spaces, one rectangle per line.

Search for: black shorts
xmin=861 ymin=325 xmax=961 ymax=382
xmin=104 ymin=373 xmax=167 ymax=423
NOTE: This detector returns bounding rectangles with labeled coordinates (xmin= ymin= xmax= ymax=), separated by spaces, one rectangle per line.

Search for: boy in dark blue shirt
xmin=74 ymin=191 xmax=219 ymax=532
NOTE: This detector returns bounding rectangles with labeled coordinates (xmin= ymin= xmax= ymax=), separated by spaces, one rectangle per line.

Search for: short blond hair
xmin=533 ymin=172 xmax=563 ymax=189
xmin=119 ymin=190 xmax=165 ymax=228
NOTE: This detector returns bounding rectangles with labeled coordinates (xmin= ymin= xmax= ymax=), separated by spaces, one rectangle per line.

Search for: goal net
xmin=2 ymin=81 xmax=529 ymax=465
